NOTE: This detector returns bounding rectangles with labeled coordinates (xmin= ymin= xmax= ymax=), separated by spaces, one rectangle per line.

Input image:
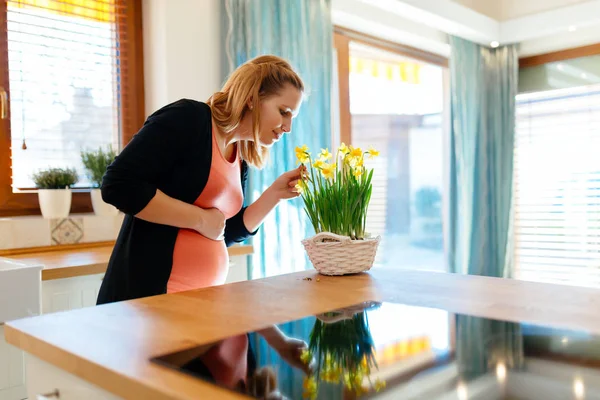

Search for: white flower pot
xmin=37 ymin=189 xmax=72 ymax=219
xmin=90 ymin=188 xmax=119 ymax=216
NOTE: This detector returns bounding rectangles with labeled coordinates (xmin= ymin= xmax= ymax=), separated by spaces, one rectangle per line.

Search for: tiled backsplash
xmin=0 ymin=214 xmax=124 ymax=250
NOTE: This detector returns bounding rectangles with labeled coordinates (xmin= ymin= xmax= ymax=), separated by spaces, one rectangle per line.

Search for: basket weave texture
xmin=315 ymin=301 xmax=382 ymax=323
xmin=302 ymin=232 xmax=381 ymax=276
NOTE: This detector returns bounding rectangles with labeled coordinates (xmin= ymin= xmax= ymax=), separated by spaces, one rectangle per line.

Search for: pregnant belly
xmin=168 ymin=229 xmax=229 ymax=294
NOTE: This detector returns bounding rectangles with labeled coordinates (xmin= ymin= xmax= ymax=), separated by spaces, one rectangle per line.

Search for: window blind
xmin=5 ymin=0 xmax=124 ymax=189
xmin=514 ymin=83 xmax=600 ymax=288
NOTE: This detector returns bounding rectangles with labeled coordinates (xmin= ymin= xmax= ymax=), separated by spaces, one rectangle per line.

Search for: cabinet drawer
xmin=26 ymin=356 xmax=120 ymax=400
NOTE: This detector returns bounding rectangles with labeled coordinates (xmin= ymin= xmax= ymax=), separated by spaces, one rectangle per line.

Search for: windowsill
xmin=0 ymin=212 xmax=100 ymax=221
xmin=12 ymin=188 xmax=101 ymax=194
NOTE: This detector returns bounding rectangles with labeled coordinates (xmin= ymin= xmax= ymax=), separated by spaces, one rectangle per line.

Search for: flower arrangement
xmin=300 ymin=303 xmax=386 ymax=399
xmin=295 ymin=143 xmax=379 ymax=240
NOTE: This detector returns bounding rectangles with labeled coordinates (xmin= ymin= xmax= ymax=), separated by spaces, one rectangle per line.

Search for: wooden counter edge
xmin=41 ymin=263 xmax=109 ymax=281
xmin=2 ymin=244 xmax=254 ymax=281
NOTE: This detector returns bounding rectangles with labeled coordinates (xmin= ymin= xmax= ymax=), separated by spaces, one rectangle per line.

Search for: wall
xmin=142 ymin=0 xmax=223 ymax=115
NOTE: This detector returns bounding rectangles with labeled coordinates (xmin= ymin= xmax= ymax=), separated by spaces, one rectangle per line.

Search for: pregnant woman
xmin=96 ymin=55 xmax=305 ymax=304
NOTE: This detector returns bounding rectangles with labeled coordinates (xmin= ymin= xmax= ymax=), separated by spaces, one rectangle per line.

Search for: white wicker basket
xmin=316 ymin=301 xmax=382 ymax=323
xmin=302 ymin=232 xmax=381 ymax=276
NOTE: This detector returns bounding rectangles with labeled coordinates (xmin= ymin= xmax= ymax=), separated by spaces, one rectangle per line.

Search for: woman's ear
xmin=247 ymin=98 xmax=254 ymax=110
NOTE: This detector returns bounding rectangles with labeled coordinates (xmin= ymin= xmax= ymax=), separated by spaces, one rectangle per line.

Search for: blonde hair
xmin=208 ymin=55 xmax=304 ymax=169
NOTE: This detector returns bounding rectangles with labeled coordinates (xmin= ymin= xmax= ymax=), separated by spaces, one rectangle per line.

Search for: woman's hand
xmin=257 ymin=326 xmax=313 ymax=375
xmin=268 ymin=165 xmax=305 ymax=201
xmin=242 ymin=165 xmax=307 ymax=233
xmin=193 ymin=207 xmax=226 ymax=240
xmin=272 ymin=337 xmax=313 ymax=375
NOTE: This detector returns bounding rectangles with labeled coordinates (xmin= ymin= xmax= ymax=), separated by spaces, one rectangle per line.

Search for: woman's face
xmin=252 ymin=83 xmax=303 ymax=147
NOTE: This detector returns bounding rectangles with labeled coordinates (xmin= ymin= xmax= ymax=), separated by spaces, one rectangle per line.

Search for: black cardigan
xmin=96 ymin=100 xmax=257 ymax=305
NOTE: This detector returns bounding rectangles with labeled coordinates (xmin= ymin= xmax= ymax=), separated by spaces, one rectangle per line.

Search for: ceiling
xmin=332 ymin=0 xmax=600 ymax=57
xmin=451 ymin=0 xmax=592 ymax=21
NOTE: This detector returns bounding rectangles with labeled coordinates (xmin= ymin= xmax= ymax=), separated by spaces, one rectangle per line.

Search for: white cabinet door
xmin=225 ymin=255 xmax=248 ymax=284
xmin=0 ymin=325 xmax=26 ymax=400
xmin=41 ymin=274 xmax=104 ymax=314
xmin=26 ymin=355 xmax=120 ymax=400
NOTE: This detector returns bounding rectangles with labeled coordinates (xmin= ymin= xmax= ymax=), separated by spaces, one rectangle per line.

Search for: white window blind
xmin=6 ymin=0 xmax=122 ymax=189
xmin=514 ymin=83 xmax=600 ymax=288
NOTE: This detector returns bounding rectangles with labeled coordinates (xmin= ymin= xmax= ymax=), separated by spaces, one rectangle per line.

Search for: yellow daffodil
xmin=339 ymin=142 xmax=349 ymax=155
xmin=374 ymin=379 xmax=386 ymax=392
xmin=300 ymin=348 xmax=312 ymax=364
xmin=353 ymin=168 xmax=363 ymax=178
xmin=295 ymin=180 xmax=306 ymax=194
xmin=360 ymin=356 xmax=368 ymax=368
xmin=302 ymin=376 xmax=317 ymax=400
xmin=346 ymin=154 xmax=363 ymax=169
xmin=321 ymin=163 xmax=336 ymax=180
xmin=295 ymin=144 xmax=310 ymax=164
xmin=319 ymin=148 xmax=332 ymax=161
xmin=367 ymin=146 xmax=380 ymax=158
xmin=343 ymin=373 xmax=352 ymax=389
xmin=320 ymin=356 xmax=341 ymax=383
xmin=349 ymin=146 xmax=363 ymax=158
xmin=313 ymin=159 xmax=325 ymax=169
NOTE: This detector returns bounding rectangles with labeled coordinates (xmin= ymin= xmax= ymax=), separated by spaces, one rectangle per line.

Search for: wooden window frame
xmin=333 ymin=26 xmax=449 ymax=147
xmin=0 ymin=0 xmax=145 ymax=217
xmin=519 ymin=43 xmax=600 ymax=68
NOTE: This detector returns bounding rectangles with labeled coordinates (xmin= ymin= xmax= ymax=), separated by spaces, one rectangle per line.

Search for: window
xmin=0 ymin=0 xmax=145 ymax=216
xmin=333 ymin=29 xmax=449 ymax=272
xmin=514 ymin=82 xmax=600 ymax=288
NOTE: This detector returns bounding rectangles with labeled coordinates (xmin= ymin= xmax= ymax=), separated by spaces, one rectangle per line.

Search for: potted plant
xmin=295 ymin=143 xmax=381 ymax=275
xmin=31 ymin=167 xmax=78 ymax=219
xmin=81 ymin=146 xmax=118 ymax=216
xmin=300 ymin=301 xmax=385 ymax=399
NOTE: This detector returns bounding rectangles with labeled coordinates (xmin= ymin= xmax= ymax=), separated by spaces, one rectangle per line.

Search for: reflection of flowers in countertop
xmin=301 ymin=348 xmax=386 ymax=399
xmin=301 ymin=302 xmax=386 ymax=399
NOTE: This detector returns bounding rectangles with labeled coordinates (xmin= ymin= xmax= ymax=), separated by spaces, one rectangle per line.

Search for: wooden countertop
xmin=6 ymin=269 xmax=600 ymax=400
xmin=5 ymin=244 xmax=254 ymax=281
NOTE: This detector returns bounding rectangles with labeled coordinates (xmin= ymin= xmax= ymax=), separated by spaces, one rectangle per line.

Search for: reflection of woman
xmin=183 ymin=326 xmax=310 ymax=398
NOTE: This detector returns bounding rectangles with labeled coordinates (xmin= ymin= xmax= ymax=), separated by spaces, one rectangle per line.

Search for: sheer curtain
xmin=448 ymin=35 xmax=523 ymax=379
xmin=224 ymin=0 xmax=333 ymax=278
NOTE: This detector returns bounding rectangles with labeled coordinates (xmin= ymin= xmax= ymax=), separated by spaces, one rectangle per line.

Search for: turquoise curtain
xmin=224 ymin=0 xmax=333 ymax=279
xmin=448 ymin=35 xmax=523 ymax=380
xmin=448 ymin=35 xmax=518 ymax=278
xmin=455 ymin=316 xmax=524 ymax=380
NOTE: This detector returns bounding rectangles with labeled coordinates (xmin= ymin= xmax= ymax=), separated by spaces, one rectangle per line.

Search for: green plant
xmin=295 ymin=143 xmax=379 ymax=240
xmin=80 ymin=146 xmax=116 ymax=188
xmin=31 ymin=168 xmax=78 ymax=189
